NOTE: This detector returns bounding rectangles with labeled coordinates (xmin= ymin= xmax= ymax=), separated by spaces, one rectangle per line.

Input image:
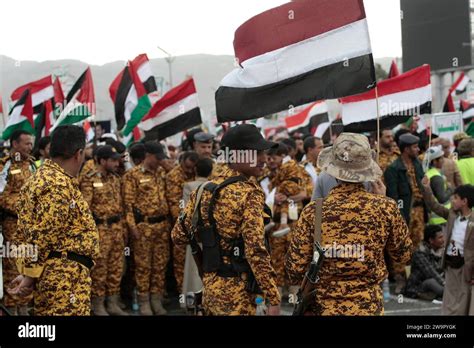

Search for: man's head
xmin=193 ymin=132 xmax=214 ymax=159
xmin=180 ymin=151 xmax=199 ymax=176
xmin=10 ymin=130 xmax=33 ymax=159
xmin=96 ymin=145 xmax=121 ymax=174
xmin=37 ymin=136 xmax=51 ymax=160
xmin=220 ymin=124 xmax=277 ymax=178
xmin=49 ymin=125 xmax=86 ymax=177
xmin=451 ymin=184 xmax=474 ymax=212
xmin=143 ymin=141 xmax=167 ymax=171
xmin=195 ymin=158 xmax=214 ymax=178
xmin=94 ymin=123 xmax=104 ymax=139
xmin=398 ymin=133 xmax=420 ymax=159
xmin=266 ymin=143 xmax=289 ymax=171
xmin=457 ymin=138 xmax=474 ymax=158
xmin=424 ymin=225 xmax=445 ymax=250
xmin=379 ymin=129 xmax=394 ymax=149
xmin=281 ymin=138 xmax=297 ymax=159
xmin=426 ymin=146 xmax=444 ymax=169
xmin=303 ymin=136 xmax=324 ymax=161
xmin=438 ymin=138 xmax=451 ymax=158
xmin=129 ymin=143 xmax=146 ymax=166
xmin=453 ymin=132 xmax=469 ymax=149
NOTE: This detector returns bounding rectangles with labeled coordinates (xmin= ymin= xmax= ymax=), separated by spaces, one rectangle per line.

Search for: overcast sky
xmin=0 ymin=0 xmax=402 ymax=65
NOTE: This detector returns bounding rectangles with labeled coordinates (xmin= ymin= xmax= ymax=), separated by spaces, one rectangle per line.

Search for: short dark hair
xmin=454 ymin=184 xmax=474 ymax=208
xmin=379 ymin=128 xmax=392 ymax=139
xmin=129 ymin=143 xmax=146 ymax=162
xmin=37 ymin=136 xmax=51 ymax=151
xmin=49 ymin=125 xmax=86 ymax=159
xmin=195 ymin=158 xmax=213 ymax=177
xmin=181 ymin=151 xmax=199 ymax=163
xmin=303 ymin=136 xmax=322 ymax=154
xmin=281 ymin=138 xmax=296 ymax=151
xmin=267 ymin=142 xmax=289 ymax=156
xmin=424 ymin=225 xmax=443 ymax=242
xmin=105 ymin=138 xmax=126 ymax=154
xmin=10 ymin=130 xmax=32 ymax=144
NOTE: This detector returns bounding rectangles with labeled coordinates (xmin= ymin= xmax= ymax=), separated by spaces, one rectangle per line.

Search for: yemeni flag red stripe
xmin=388 ymin=59 xmax=400 ymax=79
xmin=285 ymin=101 xmax=329 ymax=133
xmin=216 ymin=0 xmax=375 ymax=122
xmin=341 ymin=65 xmax=432 ymax=132
xmin=140 ymin=78 xmax=201 ymax=140
xmin=10 ymin=76 xmax=54 ymax=111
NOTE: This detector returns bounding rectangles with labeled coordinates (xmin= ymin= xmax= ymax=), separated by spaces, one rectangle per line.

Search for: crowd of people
xmin=0 ymin=115 xmax=473 ymax=316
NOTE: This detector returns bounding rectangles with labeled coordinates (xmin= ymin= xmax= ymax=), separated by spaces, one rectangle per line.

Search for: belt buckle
xmin=61 ymin=251 xmax=68 ymax=260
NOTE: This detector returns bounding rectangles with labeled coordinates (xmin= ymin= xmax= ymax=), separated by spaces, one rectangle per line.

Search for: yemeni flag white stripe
xmin=216 ymin=0 xmax=375 ymax=122
xmin=140 ymin=78 xmax=202 ymax=140
xmin=314 ymin=121 xmax=331 ymax=139
xmin=341 ymin=65 xmax=432 ymax=132
xmin=453 ymin=72 xmax=470 ymax=95
xmin=10 ymin=76 xmax=54 ymax=110
xmin=285 ymin=101 xmax=328 ymax=132
xmin=3 ymin=89 xmax=34 ymax=139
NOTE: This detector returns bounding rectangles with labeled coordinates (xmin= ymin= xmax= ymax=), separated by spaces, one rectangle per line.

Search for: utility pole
xmin=157 ymin=46 xmax=175 ymax=89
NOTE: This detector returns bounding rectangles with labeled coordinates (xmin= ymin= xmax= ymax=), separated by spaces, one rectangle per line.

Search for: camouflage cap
xmin=453 ymin=132 xmax=469 ymax=143
xmin=317 ymin=133 xmax=382 ymax=183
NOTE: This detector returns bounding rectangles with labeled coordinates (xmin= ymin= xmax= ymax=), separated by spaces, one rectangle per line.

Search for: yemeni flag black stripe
xmin=143 ymin=76 xmax=157 ymax=95
xmin=144 ymin=108 xmax=201 ymax=141
xmin=216 ymin=0 xmax=375 ymax=122
xmin=113 ymin=67 xmax=133 ymax=130
xmin=343 ymin=101 xmax=432 ymax=133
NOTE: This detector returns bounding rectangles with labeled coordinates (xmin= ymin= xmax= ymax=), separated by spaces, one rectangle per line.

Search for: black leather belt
xmin=146 ymin=215 xmax=167 ymax=224
xmin=445 ymin=255 xmax=464 ymax=269
xmin=94 ymin=214 xmax=121 ymax=226
xmin=48 ymin=251 xmax=94 ymax=270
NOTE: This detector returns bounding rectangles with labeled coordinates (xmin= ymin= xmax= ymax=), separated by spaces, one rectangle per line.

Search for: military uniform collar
xmin=44 ymin=159 xmax=74 ymax=178
xmin=330 ymin=182 xmax=365 ymax=195
xmin=219 ymin=164 xmax=247 ymax=181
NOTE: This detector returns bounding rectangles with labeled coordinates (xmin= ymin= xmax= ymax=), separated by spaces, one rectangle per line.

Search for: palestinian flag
xmin=284 ymin=101 xmax=329 ymax=134
xmin=2 ymin=89 xmax=34 ymax=140
xmin=51 ymin=67 xmax=95 ymax=130
xmin=215 ymin=0 xmax=376 ymax=122
xmin=10 ymin=76 xmax=54 ymax=114
xmin=443 ymin=72 xmax=471 ymax=112
xmin=140 ymin=78 xmax=201 ymax=141
xmin=109 ymin=54 xmax=157 ymax=135
xmin=123 ymin=127 xmax=142 ymax=147
xmin=53 ymin=77 xmax=65 ymax=109
xmin=34 ymin=99 xmax=54 ymax=140
xmin=341 ymin=65 xmax=432 ymax=132
xmin=388 ymin=59 xmax=400 ymax=79
xmin=460 ymin=99 xmax=474 ymax=122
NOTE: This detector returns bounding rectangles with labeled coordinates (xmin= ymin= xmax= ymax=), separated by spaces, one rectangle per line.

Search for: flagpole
xmin=375 ymin=85 xmax=381 ymax=163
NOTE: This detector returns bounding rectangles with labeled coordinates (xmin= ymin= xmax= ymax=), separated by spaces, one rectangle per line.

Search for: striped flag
xmin=215 ymin=0 xmax=376 ymax=122
xmin=83 ymin=119 xmax=95 ymax=142
xmin=460 ymin=99 xmax=474 ymax=121
xmin=109 ymin=54 xmax=157 ymax=136
xmin=51 ymin=67 xmax=95 ymax=131
xmin=443 ymin=72 xmax=471 ymax=112
xmin=388 ymin=59 xmax=400 ymax=79
xmin=34 ymin=99 xmax=55 ymax=139
xmin=341 ymin=65 xmax=432 ymax=132
xmin=284 ymin=101 xmax=329 ymax=134
xmin=53 ymin=77 xmax=65 ymax=109
xmin=10 ymin=76 xmax=54 ymax=114
xmin=2 ymin=89 xmax=34 ymax=140
xmin=139 ymin=78 xmax=202 ymax=141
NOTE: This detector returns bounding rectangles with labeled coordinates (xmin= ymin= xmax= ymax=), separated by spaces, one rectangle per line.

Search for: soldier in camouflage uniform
xmin=0 ymin=130 xmax=35 ymax=315
xmin=165 ymin=151 xmax=199 ymax=292
xmin=378 ymin=129 xmax=399 ymax=174
xmin=80 ymin=145 xmax=128 ymax=316
xmin=10 ymin=126 xmax=99 ymax=316
xmin=286 ymin=133 xmax=412 ymax=315
xmin=172 ymin=125 xmax=281 ymax=315
xmin=123 ymin=142 xmax=170 ymax=315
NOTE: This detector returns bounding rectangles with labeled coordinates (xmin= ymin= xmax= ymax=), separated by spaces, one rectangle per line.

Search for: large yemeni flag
xmin=341 ymin=64 xmax=432 ymax=132
xmin=10 ymin=76 xmax=54 ymax=114
xmin=109 ymin=54 xmax=157 ymax=136
xmin=443 ymin=72 xmax=471 ymax=112
xmin=215 ymin=0 xmax=376 ymax=122
xmin=284 ymin=101 xmax=329 ymax=134
xmin=2 ymin=89 xmax=34 ymax=140
xmin=51 ymin=67 xmax=95 ymax=130
xmin=140 ymin=78 xmax=201 ymax=140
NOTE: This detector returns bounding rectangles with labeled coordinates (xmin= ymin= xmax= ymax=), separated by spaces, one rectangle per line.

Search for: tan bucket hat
xmin=317 ymin=133 xmax=382 ymax=183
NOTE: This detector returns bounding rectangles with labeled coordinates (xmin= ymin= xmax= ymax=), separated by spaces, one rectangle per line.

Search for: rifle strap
xmin=313 ymin=198 xmax=323 ymax=246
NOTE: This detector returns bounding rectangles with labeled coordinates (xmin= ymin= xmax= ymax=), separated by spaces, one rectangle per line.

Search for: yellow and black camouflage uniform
xmin=378 ymin=149 xmax=399 ymax=175
xmin=78 ymin=158 xmax=96 ymax=183
xmin=172 ymin=165 xmax=281 ymax=315
xmin=165 ymin=164 xmax=195 ymax=291
xmin=298 ymin=160 xmax=316 ymax=204
xmin=270 ymin=159 xmax=305 ymax=287
xmin=0 ymin=154 xmax=36 ymax=308
xmin=285 ymin=183 xmax=412 ymax=315
xmin=16 ymin=159 xmax=99 ymax=316
xmin=123 ymin=164 xmax=170 ymax=296
xmin=80 ymin=169 xmax=125 ymax=298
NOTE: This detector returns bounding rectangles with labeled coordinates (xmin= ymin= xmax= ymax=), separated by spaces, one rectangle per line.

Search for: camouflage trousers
xmin=34 ymin=257 xmax=92 ymax=316
xmin=173 ymin=243 xmax=186 ymax=292
xmin=1 ymin=217 xmax=32 ymax=307
xmin=203 ymin=273 xmax=257 ymax=315
xmin=134 ymin=220 xmax=170 ymax=295
xmin=270 ymin=224 xmax=292 ymax=287
xmin=393 ymin=206 xmax=425 ymax=274
xmin=91 ymin=222 xmax=125 ymax=297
